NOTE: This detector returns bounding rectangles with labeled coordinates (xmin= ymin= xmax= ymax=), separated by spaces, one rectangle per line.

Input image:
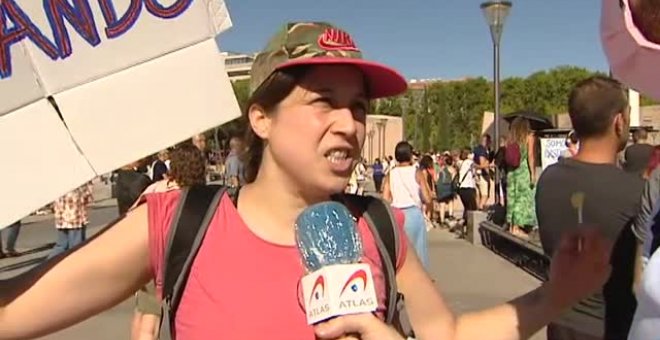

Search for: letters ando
xmin=0 ymin=0 xmax=194 ymax=79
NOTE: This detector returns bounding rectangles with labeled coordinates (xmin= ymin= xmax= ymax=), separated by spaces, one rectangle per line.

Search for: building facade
xmin=362 ymin=115 xmax=403 ymax=163
xmin=222 ymin=52 xmax=257 ymax=81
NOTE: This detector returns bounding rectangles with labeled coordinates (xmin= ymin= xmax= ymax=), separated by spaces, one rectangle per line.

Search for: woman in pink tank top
xmin=0 ymin=21 xmax=614 ymax=340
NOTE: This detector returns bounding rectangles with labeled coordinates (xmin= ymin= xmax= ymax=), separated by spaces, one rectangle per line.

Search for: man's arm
xmin=633 ymin=168 xmax=660 ymax=246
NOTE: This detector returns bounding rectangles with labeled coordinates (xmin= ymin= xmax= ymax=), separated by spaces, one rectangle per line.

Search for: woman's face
xmin=261 ymin=65 xmax=368 ymax=196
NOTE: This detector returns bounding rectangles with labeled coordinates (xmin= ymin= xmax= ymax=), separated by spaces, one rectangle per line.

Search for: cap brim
xmin=275 ymin=57 xmax=408 ymax=99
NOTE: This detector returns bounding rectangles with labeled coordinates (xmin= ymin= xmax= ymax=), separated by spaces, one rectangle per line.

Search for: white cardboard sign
xmin=540 ymin=138 xmax=568 ymax=170
xmin=0 ymin=0 xmax=241 ymax=227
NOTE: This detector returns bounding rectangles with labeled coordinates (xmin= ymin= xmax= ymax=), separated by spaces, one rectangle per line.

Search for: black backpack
xmin=158 ymin=185 xmax=413 ymax=339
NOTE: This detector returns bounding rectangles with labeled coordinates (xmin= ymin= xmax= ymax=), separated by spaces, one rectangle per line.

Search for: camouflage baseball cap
xmin=249 ymin=22 xmax=407 ymax=98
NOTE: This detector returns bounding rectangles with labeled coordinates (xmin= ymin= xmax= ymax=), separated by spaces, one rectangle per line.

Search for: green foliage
xmin=228 ymin=66 xmax=618 ymax=152
xmin=231 ymin=79 xmax=251 ymax=113
xmin=374 ymin=65 xmax=605 ymax=151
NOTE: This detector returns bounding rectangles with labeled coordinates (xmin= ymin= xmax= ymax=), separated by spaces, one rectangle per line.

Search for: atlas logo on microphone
xmin=300 ymin=264 xmax=378 ymax=324
xmin=309 ymin=275 xmax=326 ymax=304
xmin=339 ymin=269 xmax=367 ymax=296
xmin=338 ymin=268 xmax=376 ymax=310
xmin=305 ymin=273 xmax=330 ymax=320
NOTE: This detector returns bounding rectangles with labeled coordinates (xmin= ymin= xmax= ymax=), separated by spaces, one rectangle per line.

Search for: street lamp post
xmin=481 ymin=0 xmax=512 ymax=205
xmin=400 ymin=97 xmax=409 ymax=141
xmin=367 ymin=128 xmax=376 ymax=161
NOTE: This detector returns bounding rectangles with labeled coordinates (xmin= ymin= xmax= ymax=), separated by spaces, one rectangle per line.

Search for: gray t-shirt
xmin=536 ymin=158 xmax=644 ymax=338
xmin=225 ymin=152 xmax=245 ymax=186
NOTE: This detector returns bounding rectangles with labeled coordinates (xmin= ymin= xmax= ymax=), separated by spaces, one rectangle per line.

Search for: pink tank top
xmin=146 ymin=191 xmax=408 ymax=340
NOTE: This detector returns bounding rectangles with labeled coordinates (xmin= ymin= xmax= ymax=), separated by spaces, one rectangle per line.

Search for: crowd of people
xmin=352 ymin=76 xmax=660 ymax=340
xmin=0 ymin=21 xmax=613 ymax=340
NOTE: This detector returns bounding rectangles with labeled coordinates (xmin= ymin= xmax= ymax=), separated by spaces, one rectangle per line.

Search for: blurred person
xmin=493 ymin=135 xmax=509 ymax=207
xmin=383 ymin=141 xmax=433 ymax=269
xmin=418 ymin=155 xmax=436 ymax=227
xmin=634 ymin=146 xmax=660 ymax=267
xmin=225 ymin=136 xmax=246 ymax=189
xmin=130 ymin=143 xmax=207 ymax=340
xmin=473 ymin=134 xmax=493 ymax=210
xmin=560 ymin=131 xmax=580 ymax=160
xmin=506 ymin=117 xmax=537 ymax=238
xmin=192 ymin=133 xmax=207 ymax=154
xmin=372 ymin=158 xmax=385 ymax=192
xmin=150 ymin=150 xmax=170 ymax=182
xmin=624 ymin=128 xmax=654 ymax=177
xmin=48 ymin=182 xmax=94 ymax=259
xmin=456 ymin=148 xmax=477 ymax=231
xmin=435 ymin=154 xmax=457 ymax=226
xmin=355 ymin=158 xmax=368 ymax=195
xmin=114 ymin=161 xmax=153 ymax=216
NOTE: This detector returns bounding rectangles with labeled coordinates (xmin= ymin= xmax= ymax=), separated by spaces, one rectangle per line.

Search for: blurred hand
xmin=314 ymin=314 xmax=404 ymax=340
xmin=547 ymin=227 xmax=612 ymax=307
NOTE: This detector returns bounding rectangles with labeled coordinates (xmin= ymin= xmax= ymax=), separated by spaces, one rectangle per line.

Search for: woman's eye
xmin=312 ymin=97 xmax=333 ymax=108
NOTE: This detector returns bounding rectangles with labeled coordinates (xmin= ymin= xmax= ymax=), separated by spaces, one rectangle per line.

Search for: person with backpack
xmin=0 ymin=21 xmax=612 ymax=340
xmin=435 ymin=154 xmax=457 ymax=227
xmin=505 ymin=117 xmax=538 ymax=238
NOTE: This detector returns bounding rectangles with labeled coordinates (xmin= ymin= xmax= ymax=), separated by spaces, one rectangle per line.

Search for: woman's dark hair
xmin=374 ymin=158 xmax=381 ymax=164
xmin=169 ymin=144 xmax=207 ymax=187
xmin=241 ymin=66 xmax=310 ymax=183
xmin=444 ymin=155 xmax=454 ymax=166
xmin=419 ymin=155 xmax=434 ymax=170
xmin=394 ymin=141 xmax=413 ymax=162
xmin=459 ymin=148 xmax=470 ymax=160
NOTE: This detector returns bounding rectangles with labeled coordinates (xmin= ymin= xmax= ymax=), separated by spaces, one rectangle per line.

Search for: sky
xmin=219 ymin=0 xmax=608 ymax=81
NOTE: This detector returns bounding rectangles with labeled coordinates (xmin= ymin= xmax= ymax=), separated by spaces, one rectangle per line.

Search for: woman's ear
xmin=248 ymin=104 xmax=271 ymax=140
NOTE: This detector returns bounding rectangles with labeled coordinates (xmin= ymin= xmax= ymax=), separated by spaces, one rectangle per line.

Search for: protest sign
xmin=540 ymin=138 xmax=568 ymax=171
xmin=0 ymin=0 xmax=241 ymax=227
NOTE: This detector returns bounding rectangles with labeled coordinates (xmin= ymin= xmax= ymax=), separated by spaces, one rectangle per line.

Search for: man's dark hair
xmin=394 ymin=141 xmax=413 ymax=162
xmin=568 ymin=76 xmax=628 ymax=139
xmin=482 ymin=134 xmax=491 ymax=143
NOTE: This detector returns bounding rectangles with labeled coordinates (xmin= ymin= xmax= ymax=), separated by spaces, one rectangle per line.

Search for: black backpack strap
xmin=338 ymin=194 xmax=399 ymax=323
xmin=160 ymin=184 xmax=225 ymax=339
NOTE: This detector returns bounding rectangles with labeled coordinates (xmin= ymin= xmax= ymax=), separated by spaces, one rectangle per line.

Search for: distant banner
xmin=540 ymin=138 xmax=568 ymax=170
xmin=0 ymin=0 xmax=240 ymax=228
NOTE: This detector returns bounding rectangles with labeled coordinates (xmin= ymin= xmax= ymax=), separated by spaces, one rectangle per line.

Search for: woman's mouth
xmin=325 ymin=149 xmax=354 ymax=173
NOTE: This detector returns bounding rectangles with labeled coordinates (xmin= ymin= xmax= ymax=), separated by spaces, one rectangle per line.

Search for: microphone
xmin=295 ymin=201 xmax=378 ymax=325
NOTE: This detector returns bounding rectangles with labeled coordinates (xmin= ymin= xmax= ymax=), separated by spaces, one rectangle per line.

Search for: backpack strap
xmin=339 ymin=194 xmax=399 ymax=323
xmin=160 ymin=184 xmax=225 ymax=339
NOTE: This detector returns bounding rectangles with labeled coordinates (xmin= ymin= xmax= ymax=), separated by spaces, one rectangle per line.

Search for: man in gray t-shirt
xmin=225 ymin=136 xmax=245 ymax=187
xmin=536 ymin=76 xmax=644 ymax=340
